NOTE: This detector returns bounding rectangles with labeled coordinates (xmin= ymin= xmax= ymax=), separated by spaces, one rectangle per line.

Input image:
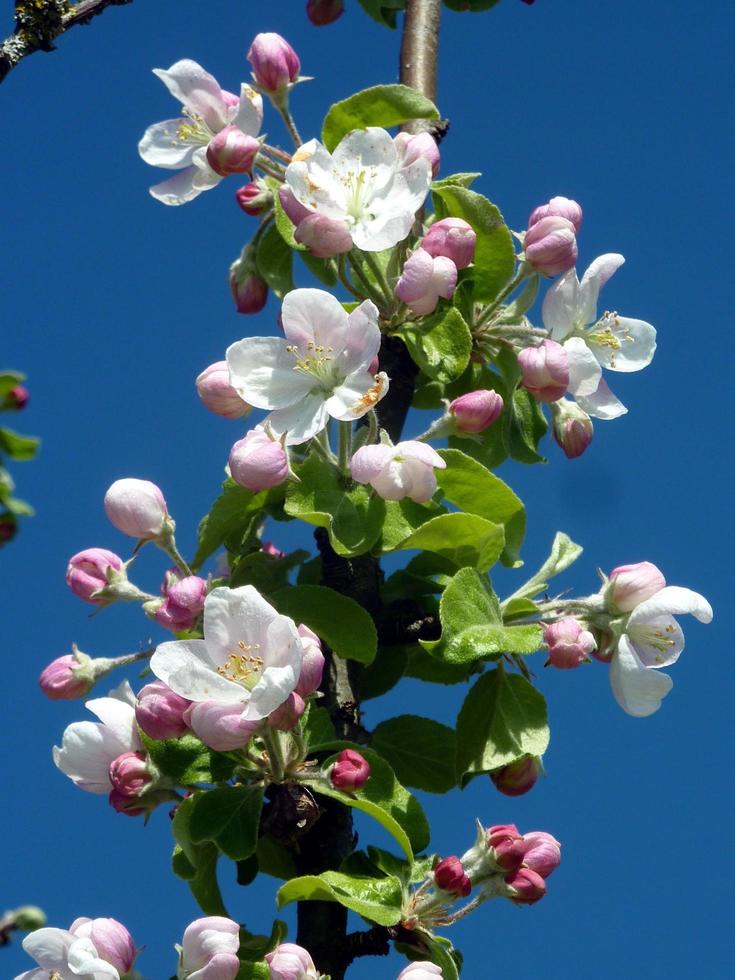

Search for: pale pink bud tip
xmin=307 ymin=0 xmax=346 ymax=26
xmin=184 ymin=701 xmax=261 ymax=752
xmin=543 ymin=617 xmax=596 ymax=669
xmin=155 ymin=575 xmax=208 ymax=632
xmin=206 ymin=127 xmax=260 ymax=177
xmin=236 ymin=180 xmax=272 ymax=216
xmin=608 ymin=561 xmax=666 ymax=612
xmin=395 ymin=130 xmax=441 ymax=178
xmin=521 ymin=831 xmax=562 ymax=879
xmin=490 ymin=754 xmax=542 ymax=797
xmin=65 ymin=548 xmax=124 ymax=604
xmin=551 ymin=399 xmax=593 ymax=459
xmin=136 ymin=680 xmax=192 ymax=740
xmin=504 ymin=866 xmax=547 ymax=904
xmin=295 ymin=213 xmax=353 ymax=257
xmin=39 ymin=654 xmax=91 ymax=700
xmin=395 ymin=248 xmax=457 ymax=315
xmin=266 ymin=942 xmax=319 ymax=980
xmin=421 ymin=217 xmax=476 ymax=269
xmin=528 ymin=196 xmax=583 ymax=233
xmin=434 ymin=856 xmax=472 ymax=897
xmin=77 ymin=918 xmax=137 ymax=975
xmin=330 ymin=749 xmax=371 ymax=791
xmin=268 ymin=692 xmax=306 ymax=731
xmin=449 ymin=389 xmax=504 ymax=433
xmin=104 ymin=478 xmax=168 ymax=539
xmin=247 ymin=33 xmax=301 ymax=93
xmin=295 ymin=623 xmax=325 ymax=697
xmin=109 ymin=750 xmax=151 ymax=797
xmin=518 ymin=339 xmax=569 ymax=403
xmin=230 ymin=268 xmax=268 ymax=315
xmin=279 ymin=186 xmax=312 ymax=225
xmin=397 ymin=962 xmax=443 ymax=978
xmin=196 ymin=361 xmax=251 ymax=420
xmin=229 ymin=427 xmax=289 ymax=491
xmin=524 ymin=215 xmax=578 ymax=277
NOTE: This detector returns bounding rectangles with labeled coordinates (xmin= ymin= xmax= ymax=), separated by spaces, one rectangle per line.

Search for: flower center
xmin=339 ymin=168 xmax=377 ymax=224
xmin=286 ymin=341 xmax=341 ymax=392
xmin=629 ymin=622 xmax=678 ymax=663
xmin=176 ymin=107 xmax=215 ymax=147
xmin=217 ymin=640 xmax=263 ymax=690
xmin=587 ymin=312 xmax=633 ymax=368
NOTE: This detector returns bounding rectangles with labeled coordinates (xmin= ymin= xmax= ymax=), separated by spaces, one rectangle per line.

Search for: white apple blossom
xmin=351 ymin=440 xmax=446 ymax=503
xmin=138 ymin=59 xmax=263 ymax=205
xmin=227 ymin=289 xmax=389 ymax=445
xmin=609 ymin=586 xmax=713 ymax=717
xmin=150 ymin=585 xmax=303 ymax=722
xmin=16 ymin=920 xmax=134 ymax=980
xmin=542 ymin=254 xmax=657 ymax=419
xmin=284 ymin=127 xmax=432 ymax=251
xmin=53 ymin=681 xmax=140 ymax=794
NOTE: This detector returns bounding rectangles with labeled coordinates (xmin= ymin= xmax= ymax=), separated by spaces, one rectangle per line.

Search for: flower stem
xmin=276 ymin=103 xmax=303 ymax=149
xmin=347 ymin=252 xmax=388 ymax=310
xmin=361 ymin=250 xmax=395 ymax=312
xmin=337 ymin=255 xmax=365 ymax=302
xmin=263 ymin=728 xmax=286 ymax=782
xmin=338 ymin=421 xmax=353 ymax=475
xmin=475 ymin=267 xmax=530 ymax=328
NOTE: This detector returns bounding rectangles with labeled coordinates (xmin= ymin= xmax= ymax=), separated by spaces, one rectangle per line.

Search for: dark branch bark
xmin=0 ymin=0 xmax=133 ymax=84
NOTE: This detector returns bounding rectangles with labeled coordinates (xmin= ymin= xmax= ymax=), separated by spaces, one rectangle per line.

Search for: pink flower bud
xmin=524 ymin=215 xmax=578 ymax=277
xmin=39 ymin=654 xmax=91 ymax=700
xmin=490 ymin=754 xmax=542 ymax=797
xmin=196 ymin=361 xmax=251 ymax=420
xmin=265 ymin=942 xmax=319 ymax=980
xmin=449 ymin=389 xmax=504 ymax=434
xmin=268 ymin=692 xmax=306 ymax=731
xmin=421 ymin=217 xmax=476 ymax=269
xmin=551 ymin=398 xmax=593 ymax=458
xmin=247 ymin=33 xmax=301 ymax=93
xmin=229 ymin=266 xmax=268 ymax=314
xmin=521 ymin=831 xmax=561 ymax=879
xmin=518 ymin=339 xmax=570 ymax=402
xmin=397 ymin=963 xmax=443 ymax=979
xmin=528 ymin=196 xmax=583 ymax=233
xmin=504 ymin=866 xmax=547 ymax=904
xmin=155 ymin=575 xmax=208 ymax=632
xmin=229 ymin=427 xmax=289 ymax=491
xmin=180 ymin=917 xmax=240 ymax=980
xmin=486 ymin=823 xmax=526 ymax=873
xmin=279 ymin=186 xmax=312 ymax=225
xmin=136 ymin=681 xmax=192 ymax=740
xmin=108 ymin=787 xmax=146 ymax=817
xmin=109 ymin=751 xmax=151 ymax=797
xmin=434 ymin=856 xmax=472 ymax=897
xmin=184 ymin=701 xmax=260 ymax=752
xmin=70 ymin=917 xmax=137 ymax=975
xmin=330 ymin=749 xmax=371 ymax=791
xmin=235 ymin=179 xmax=273 ymax=216
xmin=543 ymin=617 xmax=596 ymax=669
xmin=3 ymin=384 xmax=29 ymax=410
xmin=104 ymin=478 xmax=168 ymax=539
xmin=294 ymin=624 xmax=324 ymax=698
xmin=262 ymin=540 xmax=285 ymax=558
xmin=206 ymin=126 xmax=260 ymax=177
xmin=294 ymin=213 xmax=353 ymax=257
xmin=608 ymin=561 xmax=666 ymax=613
xmin=307 ymin=0 xmax=345 ymax=25
xmin=395 ymin=248 xmax=457 ymax=315
xmin=65 ymin=548 xmax=123 ymax=604
xmin=394 ymin=131 xmax=441 ymax=178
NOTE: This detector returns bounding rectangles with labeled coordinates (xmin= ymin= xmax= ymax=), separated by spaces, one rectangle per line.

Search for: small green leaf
xmin=361 ymin=644 xmax=408 ymax=701
xmin=372 ymin=716 xmax=456 ymax=793
xmin=443 ymin=0 xmax=500 ymax=11
xmin=395 ymin=512 xmax=505 ymax=572
xmin=378 ymin=498 xmax=447 ymax=553
xmin=0 ymin=427 xmax=39 ymax=461
xmin=141 ymin=733 xmax=235 ymax=786
xmin=188 ymin=786 xmax=264 ymax=861
xmin=397 ymin=307 xmax=473 ymax=383
xmin=322 ymin=84 xmax=439 ymax=152
xmin=456 ymin=668 xmax=549 ymax=785
xmin=255 ymin=222 xmax=294 ymax=298
xmin=271 ymin=585 xmax=377 ymax=665
xmin=357 ymin=0 xmax=405 ymax=27
xmin=300 ymin=702 xmax=336 ymax=749
xmin=268 ymin=176 xmax=303 ymax=250
xmin=277 ymin=869 xmax=403 ymax=925
xmin=172 ymin=796 xmax=228 ymax=915
xmin=230 ymin=549 xmax=308 ymax=595
xmin=507 ymin=388 xmax=548 ymax=464
xmin=193 ymin=479 xmax=266 ymax=570
xmin=256 ymin=837 xmax=297 ymax=880
xmin=299 ymin=250 xmax=339 ymax=286
xmin=236 ymin=962 xmax=270 ymax=980
xmin=431 ymin=173 xmax=481 ymax=190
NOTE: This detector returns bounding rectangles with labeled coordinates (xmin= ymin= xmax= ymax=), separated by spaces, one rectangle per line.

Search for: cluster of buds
xmin=395 ymin=218 xmax=475 ymax=316
xmin=523 ymin=195 xmax=582 ymax=277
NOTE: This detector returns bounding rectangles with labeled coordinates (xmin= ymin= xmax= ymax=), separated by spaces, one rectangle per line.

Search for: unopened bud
xmin=607 ymin=561 xmax=666 ymax=613
xmin=268 ymin=692 xmax=306 ymax=731
xmin=0 ymin=513 xmax=16 ymax=543
xmin=330 ymin=749 xmax=371 ymax=791
xmin=518 ymin=339 xmax=569 ymax=402
xmin=294 ymin=213 xmax=353 ymax=257
xmin=265 ymin=942 xmax=319 ymax=980
xmin=306 ymin=0 xmax=345 ymax=25
xmin=229 ymin=427 xmax=289 ymax=491
xmin=524 ymin=215 xmax=578 ymax=277
xmin=486 ymin=823 xmax=526 ymax=873
xmin=247 ymin=33 xmax=301 ymax=93
xmin=397 ymin=963 xmax=443 ymax=978
xmin=184 ymin=701 xmax=260 ymax=752
xmin=504 ymin=866 xmax=546 ymax=904
xmin=136 ymin=680 xmax=192 ymax=740
xmin=196 ymin=361 xmax=251 ymax=420
xmin=104 ymin=478 xmax=168 ymax=539
xmin=521 ymin=831 xmax=561 ymax=879
xmin=2 ymin=384 xmax=29 ymax=410
xmin=490 ymin=754 xmax=542 ymax=797
xmin=65 ymin=548 xmax=124 ymax=604
xmin=449 ymin=389 xmax=504 ymax=434
xmin=543 ymin=617 xmax=596 ymax=669
xmin=206 ymin=126 xmax=260 ymax=177
xmin=155 ymin=574 xmax=208 ymax=632
xmin=551 ymin=398 xmax=593 ymax=458
xmin=394 ymin=130 xmax=440 ymax=178
xmin=70 ymin=918 xmax=137 ymax=977
xmin=236 ymin=179 xmax=273 ymax=216
xmin=229 ymin=261 xmax=268 ymax=315
xmin=294 ymin=624 xmax=324 ymax=698
xmin=279 ymin=186 xmax=312 ymax=225
xmin=108 ymin=750 xmax=152 ymax=797
xmin=422 ymin=217 xmax=476 ymax=269
xmin=395 ymin=248 xmax=457 ymax=315
xmin=434 ymin=855 xmax=471 ymax=897
xmin=528 ymin=196 xmax=583 ymax=233
xmin=39 ymin=653 xmax=92 ymax=700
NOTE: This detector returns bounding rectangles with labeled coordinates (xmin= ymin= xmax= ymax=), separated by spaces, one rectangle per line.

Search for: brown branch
xmin=0 ymin=0 xmax=133 ymax=84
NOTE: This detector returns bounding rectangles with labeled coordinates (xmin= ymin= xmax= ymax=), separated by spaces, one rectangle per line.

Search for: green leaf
xmin=299 ymin=250 xmax=339 ymax=286
xmin=314 ymin=748 xmax=430 ymax=859
xmin=503 ymin=597 xmax=541 ymax=621
xmin=497 ymin=272 xmax=540 ymax=322
xmin=322 ymin=84 xmax=439 ymax=152
xmin=300 ymin=702 xmax=336 ymax=749
xmin=188 ymin=786 xmax=264 ymax=861
xmin=378 ymin=498 xmax=447 ymax=553
xmin=431 ymin=185 xmax=515 ymax=303
xmin=361 ymin=643 xmax=408 ymax=700
xmin=271 ymin=585 xmax=377 ymax=665
xmin=0 ymin=371 xmax=24 ymax=400
xmin=172 ymin=796 xmax=228 ymax=915
xmin=443 ymin=0 xmax=500 ymax=11
xmin=255 ymin=222 xmax=294 ymax=298
xmin=256 ymin=837 xmax=297 ymax=880
xmin=397 ymin=308 xmax=472 ymax=383
xmin=404 ymin=645 xmax=476 ymax=685
xmin=277 ymin=869 xmax=403 ymax=925
xmin=285 ymin=454 xmax=385 ymax=557
xmin=0 ymin=427 xmax=39 ymax=461
xmin=456 ymin=668 xmax=549 ymax=785
xmin=193 ymin=479 xmax=266 ymax=570
xmin=357 ymin=0 xmax=405 ymax=27
xmin=238 ymin=920 xmax=287 ymax=962
xmin=141 ymin=733 xmax=235 ymax=786
xmin=507 ymin=388 xmax=548 ymax=464
xmin=230 ymin=549 xmax=309 ymax=595
xmin=372 ymin=716 xmax=456 ymax=793
xmin=395 ymin=512 xmax=505 ymax=572
xmin=437 ymin=448 xmax=525 ymax=566
xmin=268 ymin=176 xmax=303 ymax=250
xmin=236 ymin=962 xmax=270 ymax=980
xmin=431 ymin=173 xmax=481 ymax=190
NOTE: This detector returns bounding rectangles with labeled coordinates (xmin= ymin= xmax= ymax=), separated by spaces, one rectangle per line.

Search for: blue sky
xmin=2 ymin=0 xmax=733 ymax=977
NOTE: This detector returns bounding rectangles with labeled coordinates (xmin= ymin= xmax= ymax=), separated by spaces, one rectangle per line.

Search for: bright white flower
xmin=542 ymin=254 xmax=657 ymax=419
xmin=53 ymin=681 xmax=140 ymax=794
xmin=227 ymin=288 xmax=389 ymax=445
xmin=351 ymin=440 xmax=446 ymax=503
xmin=151 ymin=585 xmax=303 ymax=721
xmin=16 ymin=924 xmax=126 ymax=980
xmin=139 ymin=59 xmax=263 ymax=205
xmin=176 ymin=916 xmax=240 ymax=980
xmin=284 ymin=127 xmax=431 ymax=251
xmin=609 ymin=586 xmax=713 ymax=717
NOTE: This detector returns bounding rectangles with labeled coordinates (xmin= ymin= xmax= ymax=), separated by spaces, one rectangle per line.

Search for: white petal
xmin=203 ymin=586 xmax=284 ymax=665
xmin=231 ymin=83 xmax=263 ymax=137
xmin=341 ymin=300 xmax=381 ymax=373
xmin=85 ymin=696 xmax=139 ymax=751
xmin=153 ymin=60 xmax=229 ymax=132
xmin=151 ymin=640 xmax=244 ymax=704
xmin=326 ymin=370 xmax=389 ymax=420
xmin=67 ymin=937 xmax=120 ymax=979
xmin=351 ymin=444 xmax=394 ymax=483
xmin=182 ymin=918 xmax=240 ymax=973
xmin=588 ymin=315 xmax=657 ymax=373
xmin=578 ymin=253 xmax=625 ymax=325
xmin=352 ymin=210 xmax=415 ymax=252
xmin=53 ymin=721 xmax=130 ymax=793
xmin=628 ymin=586 xmax=713 ymax=625
xmin=563 ymin=337 xmax=602 ymax=398
xmin=609 ymin=636 xmax=673 ymax=717
xmin=107 ymin=678 xmax=137 ymax=708
xmin=381 ymin=157 xmax=432 ymax=215
xmin=628 ymin=614 xmax=685 ymax=668
xmin=542 ymin=268 xmax=581 ymax=339
xmin=244 ymin=664 xmax=301 ymax=720
xmin=226 ymin=337 xmax=311 ymax=410
xmin=22 ymin=928 xmax=75 ymax=970
xmin=575 ymin=378 xmax=627 ymax=420
xmin=396 ymin=440 xmax=446 ymax=468
xmin=371 ymin=459 xmax=413 ymax=500
xmin=149 ymin=166 xmax=204 ymax=206
xmin=267 ymin=394 xmax=331 ymax=445
xmin=14 ymin=970 xmax=49 ymax=980
xmin=402 ymin=457 xmax=439 ymax=503
xmin=332 ymin=127 xmax=397 ymax=190
xmin=138 ymin=120 xmax=196 ymax=169
xmin=285 ymin=141 xmax=347 ymax=218
xmin=281 ymin=288 xmax=349 ymax=351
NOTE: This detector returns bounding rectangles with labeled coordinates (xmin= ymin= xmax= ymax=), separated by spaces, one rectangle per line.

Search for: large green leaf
xmin=503 ymin=531 xmax=583 ymax=607
xmin=141 ymin=733 xmax=235 ymax=786
xmin=277 ymin=869 xmax=403 ymax=925
xmin=372 ymin=716 xmax=456 ymax=793
xmin=192 ymin=479 xmax=266 ymax=570
xmin=271 ymin=585 xmax=377 ymax=665
xmin=455 ymin=668 xmax=549 ymax=785
xmin=255 ymin=222 xmax=293 ymax=298
xmin=395 ymin=512 xmax=505 ymax=572
xmin=397 ymin=308 xmax=472 ymax=384
xmin=188 ymin=786 xmax=264 ymax=861
xmin=378 ymin=498 xmax=447 ymax=553
xmin=322 ymin=84 xmax=439 ymax=152
xmin=172 ymin=796 xmax=228 ymax=915
xmin=507 ymin=387 xmax=549 ymax=464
